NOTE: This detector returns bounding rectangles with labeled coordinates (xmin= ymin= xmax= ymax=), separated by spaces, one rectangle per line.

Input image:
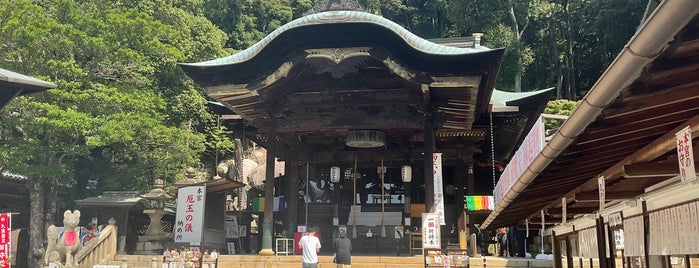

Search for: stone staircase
xmin=102 ymin=254 xmax=553 ymax=268
xmin=104 ymin=254 xmax=425 ymax=268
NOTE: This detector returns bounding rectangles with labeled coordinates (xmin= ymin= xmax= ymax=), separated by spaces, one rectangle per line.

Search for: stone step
xmin=109 ymin=255 xmax=424 ymax=268
xmin=108 ymin=254 xmax=553 ymax=268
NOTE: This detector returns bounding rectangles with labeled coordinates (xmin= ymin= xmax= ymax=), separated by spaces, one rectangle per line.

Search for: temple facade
xmin=181 ymin=8 xmax=551 ymax=256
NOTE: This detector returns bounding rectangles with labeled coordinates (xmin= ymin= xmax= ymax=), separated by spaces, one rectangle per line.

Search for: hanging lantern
xmin=330 ymin=166 xmax=341 ymax=183
xmin=401 ymin=165 xmax=412 ymax=182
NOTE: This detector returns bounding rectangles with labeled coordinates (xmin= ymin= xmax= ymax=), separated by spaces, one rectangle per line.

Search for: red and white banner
xmin=422 ymin=213 xmax=441 ymax=249
xmin=0 ymin=213 xmax=10 ymax=268
xmin=676 ymin=126 xmax=696 ymax=183
xmin=174 ymin=186 xmax=206 ymax=244
xmin=494 ymin=117 xmax=545 ymax=205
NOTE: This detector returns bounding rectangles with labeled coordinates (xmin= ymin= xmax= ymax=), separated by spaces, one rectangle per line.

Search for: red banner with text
xmin=0 ymin=213 xmax=10 ymax=268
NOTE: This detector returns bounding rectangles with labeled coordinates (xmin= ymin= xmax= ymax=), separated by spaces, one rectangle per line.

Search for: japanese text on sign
xmin=175 ymin=186 xmax=206 ymax=243
xmin=432 ymin=153 xmax=445 ymax=225
xmin=494 ymin=117 xmax=545 ymax=205
xmin=676 ymin=126 xmax=696 ymax=183
xmin=422 ymin=213 xmax=441 ymax=249
xmin=0 ymin=213 xmax=10 ymax=268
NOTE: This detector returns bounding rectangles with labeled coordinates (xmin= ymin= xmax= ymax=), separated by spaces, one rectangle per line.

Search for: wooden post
xmin=424 ymin=114 xmax=435 ymax=212
xmin=259 ymin=128 xmax=276 ymax=256
xmin=552 ymin=231 xmax=561 ymax=268
xmin=596 ymin=216 xmax=608 ymax=268
xmin=286 ymin=154 xmax=299 ymax=238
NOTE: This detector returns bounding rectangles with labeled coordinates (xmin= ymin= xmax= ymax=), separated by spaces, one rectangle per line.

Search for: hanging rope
xmin=352 ymin=155 xmax=358 ymax=239
xmin=380 ymin=157 xmax=386 ymax=237
xmin=490 ymin=111 xmax=496 ymax=189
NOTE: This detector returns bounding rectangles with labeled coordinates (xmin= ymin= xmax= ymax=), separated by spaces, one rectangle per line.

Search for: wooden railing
xmin=75 ymin=218 xmax=118 ymax=268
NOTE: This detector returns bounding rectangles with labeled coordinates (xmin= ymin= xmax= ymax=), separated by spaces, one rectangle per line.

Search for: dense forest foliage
xmin=0 ymin=0 xmax=647 ymax=265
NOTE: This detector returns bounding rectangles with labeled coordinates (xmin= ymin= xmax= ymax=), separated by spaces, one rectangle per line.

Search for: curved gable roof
xmin=185 ymin=11 xmax=491 ymax=68
xmin=180 ymin=10 xmax=517 ymax=165
xmin=181 ymin=11 xmax=504 ymax=86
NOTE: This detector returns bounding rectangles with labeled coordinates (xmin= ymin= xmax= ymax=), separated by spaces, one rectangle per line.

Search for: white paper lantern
xmin=401 ymin=165 xmax=412 ymax=182
xmin=330 ymin=166 xmax=341 ymax=183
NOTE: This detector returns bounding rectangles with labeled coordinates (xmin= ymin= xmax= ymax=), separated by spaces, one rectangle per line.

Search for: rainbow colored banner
xmin=464 ymin=196 xmax=494 ymax=211
xmin=252 ymin=196 xmax=285 ymax=212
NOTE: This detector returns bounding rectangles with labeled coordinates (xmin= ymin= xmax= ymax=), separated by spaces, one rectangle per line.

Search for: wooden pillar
xmin=455 ymin=155 xmax=469 ymax=246
xmin=607 ymin=222 xmax=616 ymax=268
xmin=566 ymin=237 xmax=573 ymax=268
xmin=552 ymin=231 xmax=562 ymax=268
xmin=404 ymin=180 xmax=411 ymax=216
xmin=465 ymin=161 xmax=476 ymax=238
xmin=642 ymin=200 xmax=650 ymax=268
xmin=259 ymin=129 xmax=276 ymax=255
xmin=595 ymin=216 xmax=608 ymax=268
xmin=466 ymin=162 xmax=475 ymax=196
xmin=286 ymin=154 xmax=299 ymax=238
xmin=455 ymin=156 xmax=466 ymax=217
xmin=423 ymin=114 xmax=435 ymax=212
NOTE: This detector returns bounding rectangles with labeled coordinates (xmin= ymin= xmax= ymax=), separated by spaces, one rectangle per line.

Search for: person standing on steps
xmin=333 ymin=229 xmax=352 ymax=267
xmin=299 ymin=226 xmax=322 ymax=268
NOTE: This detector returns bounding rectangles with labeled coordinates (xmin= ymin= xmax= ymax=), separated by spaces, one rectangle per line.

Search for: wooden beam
xmin=547 ymin=207 xmax=598 ymax=215
xmin=623 ymin=161 xmax=699 ymax=177
xmin=574 ymin=191 xmax=644 ymax=202
xmin=576 ymin=114 xmax=699 ymax=192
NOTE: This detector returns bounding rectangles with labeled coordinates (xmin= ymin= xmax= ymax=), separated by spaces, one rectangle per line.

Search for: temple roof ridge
xmin=183 ymin=10 xmax=492 ymax=67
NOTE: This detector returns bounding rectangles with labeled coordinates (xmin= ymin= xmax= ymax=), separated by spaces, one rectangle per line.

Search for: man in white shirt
xmin=298 ymin=226 xmax=321 ymax=268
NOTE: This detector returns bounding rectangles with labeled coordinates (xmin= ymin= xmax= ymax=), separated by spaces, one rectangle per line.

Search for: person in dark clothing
xmin=476 ymin=228 xmax=489 ymax=256
xmin=332 ymin=229 xmax=352 ymax=267
xmin=497 ymin=227 xmax=508 ymax=257
xmin=515 ymin=227 xmax=527 ymax=258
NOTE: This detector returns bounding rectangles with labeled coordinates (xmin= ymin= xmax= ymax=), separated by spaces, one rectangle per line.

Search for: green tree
xmin=0 ymin=0 xmax=229 ymax=266
xmin=446 ymin=0 xmax=645 ymax=97
xmin=202 ymin=0 xmax=295 ymax=50
xmin=543 ymin=99 xmax=580 ymax=129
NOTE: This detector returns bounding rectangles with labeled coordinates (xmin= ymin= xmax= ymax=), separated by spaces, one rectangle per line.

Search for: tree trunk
xmin=507 ymin=0 xmax=523 ymax=92
xmin=28 ymin=176 xmax=46 ymax=268
xmin=565 ymin=31 xmax=576 ymax=99
xmin=548 ymin=24 xmax=563 ymax=99
xmin=562 ymin=0 xmax=577 ymax=99
xmin=44 ymin=178 xmax=58 ymax=224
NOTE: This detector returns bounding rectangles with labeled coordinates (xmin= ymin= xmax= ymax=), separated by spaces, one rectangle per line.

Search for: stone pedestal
xmin=135 ymin=235 xmax=170 ymax=254
xmin=143 ymin=209 xmax=166 ymax=236
xmin=135 ymin=209 xmax=169 ymax=254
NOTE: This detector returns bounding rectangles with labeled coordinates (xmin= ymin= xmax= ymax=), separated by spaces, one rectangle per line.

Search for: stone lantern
xmin=136 ymin=178 xmax=173 ymax=254
xmin=140 ymin=179 xmax=172 ymax=236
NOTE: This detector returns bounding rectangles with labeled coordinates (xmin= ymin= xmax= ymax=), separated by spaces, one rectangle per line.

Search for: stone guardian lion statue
xmin=45 ymin=210 xmax=81 ymax=267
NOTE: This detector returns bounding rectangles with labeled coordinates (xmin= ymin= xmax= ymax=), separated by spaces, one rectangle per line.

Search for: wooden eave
xmin=0 ymin=68 xmax=56 ymax=110
xmin=183 ymin=11 xmax=513 ymax=164
xmin=488 ymin=15 xmax=699 ymax=228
